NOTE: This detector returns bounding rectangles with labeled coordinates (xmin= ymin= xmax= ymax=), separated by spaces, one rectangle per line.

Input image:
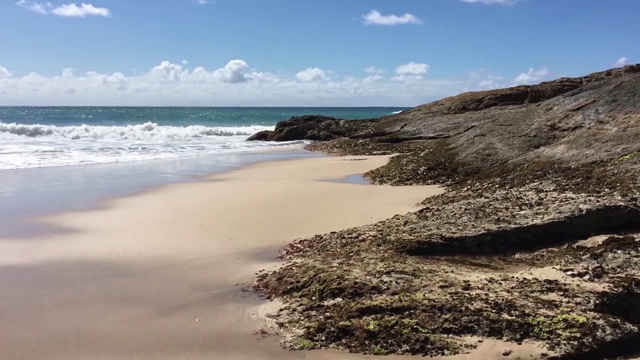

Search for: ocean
xmin=0 ymin=107 xmax=405 ymax=170
xmin=0 ymin=107 xmax=405 ymax=237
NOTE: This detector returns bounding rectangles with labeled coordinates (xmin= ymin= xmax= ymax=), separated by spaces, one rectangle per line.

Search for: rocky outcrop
xmin=309 ymin=64 xmax=640 ymax=175
xmin=247 ymin=115 xmax=375 ymax=141
xmin=405 ymin=64 xmax=640 ymax=115
xmin=250 ymin=66 xmax=640 ymax=359
xmin=250 ymin=65 xmax=640 ymax=171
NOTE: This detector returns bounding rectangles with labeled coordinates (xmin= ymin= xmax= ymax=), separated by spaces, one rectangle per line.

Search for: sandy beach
xmin=0 ymin=155 xmax=441 ymax=360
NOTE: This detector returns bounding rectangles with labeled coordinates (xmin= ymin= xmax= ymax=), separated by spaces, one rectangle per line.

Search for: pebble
xmin=501 ymin=348 xmax=513 ymax=356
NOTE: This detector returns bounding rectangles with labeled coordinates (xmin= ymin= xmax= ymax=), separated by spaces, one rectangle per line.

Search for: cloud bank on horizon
xmin=2 ymin=0 xmax=638 ymax=106
xmin=0 ymin=60 xmax=455 ymax=106
xmin=0 ymin=59 xmax=581 ymax=106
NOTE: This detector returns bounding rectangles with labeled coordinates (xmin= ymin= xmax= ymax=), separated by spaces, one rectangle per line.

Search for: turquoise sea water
xmin=0 ymin=107 xmax=405 ymax=127
xmin=0 ymin=107 xmax=405 ymax=170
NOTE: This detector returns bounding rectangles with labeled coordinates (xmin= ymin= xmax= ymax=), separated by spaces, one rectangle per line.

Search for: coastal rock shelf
xmin=250 ymin=65 xmax=640 ymax=359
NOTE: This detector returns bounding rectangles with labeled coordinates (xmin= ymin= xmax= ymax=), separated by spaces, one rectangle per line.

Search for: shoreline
xmin=0 ymin=146 xmax=314 ymax=239
xmin=0 ymin=153 xmax=442 ymax=359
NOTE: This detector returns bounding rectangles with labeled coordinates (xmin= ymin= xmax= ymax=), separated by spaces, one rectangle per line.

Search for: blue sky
xmin=0 ymin=0 xmax=638 ymax=106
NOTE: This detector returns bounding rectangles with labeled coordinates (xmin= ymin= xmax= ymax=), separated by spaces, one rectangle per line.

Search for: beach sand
xmin=0 ymin=155 xmax=445 ymax=360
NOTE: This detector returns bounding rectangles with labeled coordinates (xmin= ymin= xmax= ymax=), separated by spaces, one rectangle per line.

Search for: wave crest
xmin=0 ymin=122 xmax=274 ymax=141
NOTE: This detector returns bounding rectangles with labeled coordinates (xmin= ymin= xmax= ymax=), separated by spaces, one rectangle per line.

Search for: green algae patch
xmin=292 ymin=338 xmax=316 ymax=350
xmin=611 ymin=150 xmax=640 ymax=164
xmin=528 ymin=314 xmax=589 ymax=341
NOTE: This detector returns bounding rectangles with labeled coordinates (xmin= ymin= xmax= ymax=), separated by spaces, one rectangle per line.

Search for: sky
xmin=0 ymin=0 xmax=638 ymax=106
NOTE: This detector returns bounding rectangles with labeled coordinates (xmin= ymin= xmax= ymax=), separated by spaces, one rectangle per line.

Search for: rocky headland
xmin=249 ymin=65 xmax=640 ymax=359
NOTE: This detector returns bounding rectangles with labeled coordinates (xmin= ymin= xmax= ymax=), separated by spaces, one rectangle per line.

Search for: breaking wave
xmin=0 ymin=122 xmax=302 ymax=170
xmin=0 ymin=122 xmax=273 ymax=140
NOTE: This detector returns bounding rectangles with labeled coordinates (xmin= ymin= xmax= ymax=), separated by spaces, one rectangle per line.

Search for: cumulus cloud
xmin=362 ymin=10 xmax=422 ymax=26
xmin=60 ymin=67 xmax=74 ymax=78
xmin=142 ymin=59 xmax=263 ymax=84
xmin=296 ymin=67 xmax=328 ymax=82
xmin=0 ymin=65 xmax=12 ymax=78
xmin=212 ymin=59 xmax=250 ymax=83
xmin=150 ymin=61 xmax=188 ymax=81
xmin=52 ymin=3 xmax=110 ymax=17
xmin=459 ymin=0 xmax=524 ymax=5
xmin=512 ymin=67 xmax=550 ymax=85
xmin=614 ymin=57 xmax=629 ymax=67
xmin=396 ymin=62 xmax=429 ymax=75
xmin=16 ymin=2 xmax=110 ymax=17
xmin=364 ymin=66 xmax=385 ymax=74
xmin=20 ymin=72 xmax=45 ymax=83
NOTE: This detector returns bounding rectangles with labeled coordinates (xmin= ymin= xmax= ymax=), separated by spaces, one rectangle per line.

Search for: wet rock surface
xmin=250 ymin=66 xmax=640 ymax=359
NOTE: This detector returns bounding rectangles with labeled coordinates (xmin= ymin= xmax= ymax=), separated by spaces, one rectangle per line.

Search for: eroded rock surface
xmin=250 ymin=65 xmax=640 ymax=359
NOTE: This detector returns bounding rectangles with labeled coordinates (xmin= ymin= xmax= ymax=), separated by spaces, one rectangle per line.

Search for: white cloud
xmin=150 ymin=61 xmax=188 ymax=81
xmin=15 ymin=0 xmax=50 ymax=14
xmin=459 ymin=0 xmax=524 ymax=5
xmin=84 ymin=70 xmax=127 ymax=90
xmin=512 ymin=67 xmax=549 ymax=85
xmin=16 ymin=1 xmax=110 ymax=17
xmin=20 ymin=72 xmax=45 ymax=83
xmin=296 ymin=67 xmax=328 ymax=82
xmin=364 ymin=66 xmax=385 ymax=74
xmin=212 ymin=59 xmax=250 ymax=83
xmin=0 ymin=59 xmax=476 ymax=106
xmin=391 ymin=75 xmax=425 ymax=82
xmin=362 ymin=10 xmax=422 ymax=26
xmin=51 ymin=3 xmax=110 ymax=17
xmin=477 ymin=75 xmax=505 ymax=89
xmin=60 ymin=67 xmax=74 ymax=78
xmin=196 ymin=0 xmax=215 ymax=3
xmin=363 ymin=75 xmax=383 ymax=83
xmin=0 ymin=65 xmax=12 ymax=78
xmin=614 ymin=57 xmax=629 ymax=67
xmin=396 ymin=62 xmax=429 ymax=75
xmin=245 ymin=70 xmax=278 ymax=83
xmin=181 ymin=59 xmax=189 ymax=65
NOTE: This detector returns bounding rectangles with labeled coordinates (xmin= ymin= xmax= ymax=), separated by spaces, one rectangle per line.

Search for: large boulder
xmin=247 ymin=115 xmax=371 ymax=141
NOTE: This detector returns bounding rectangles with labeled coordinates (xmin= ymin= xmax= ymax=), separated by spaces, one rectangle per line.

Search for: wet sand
xmin=0 ymin=155 xmax=445 ymax=360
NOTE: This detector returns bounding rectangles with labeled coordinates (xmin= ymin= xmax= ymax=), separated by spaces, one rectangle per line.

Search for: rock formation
xmin=250 ymin=65 xmax=640 ymax=359
xmin=247 ymin=115 xmax=375 ymax=141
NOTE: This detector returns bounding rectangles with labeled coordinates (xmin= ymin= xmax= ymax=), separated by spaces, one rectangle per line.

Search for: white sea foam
xmin=0 ymin=122 xmax=269 ymax=140
xmin=0 ymin=122 xmax=297 ymax=170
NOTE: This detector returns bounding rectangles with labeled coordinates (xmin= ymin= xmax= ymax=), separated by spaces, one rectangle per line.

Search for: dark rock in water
xmin=246 ymin=130 xmax=273 ymax=141
xmin=247 ymin=115 xmax=374 ymax=141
